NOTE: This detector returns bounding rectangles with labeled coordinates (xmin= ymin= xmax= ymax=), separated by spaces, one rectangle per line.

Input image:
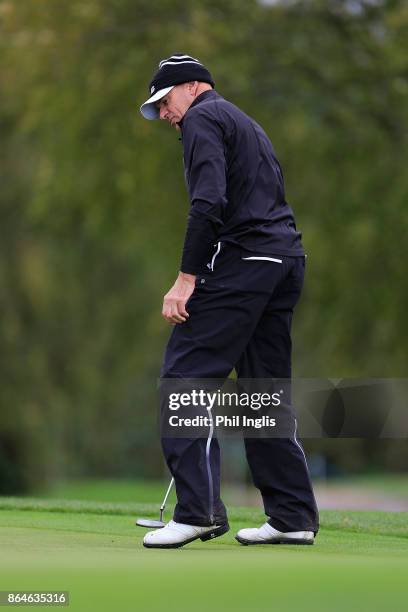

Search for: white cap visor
xmin=140 ymin=86 xmax=174 ymax=120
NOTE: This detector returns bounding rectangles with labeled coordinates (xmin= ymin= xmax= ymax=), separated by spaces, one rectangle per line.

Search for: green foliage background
xmin=1 ymin=0 xmax=407 ymax=491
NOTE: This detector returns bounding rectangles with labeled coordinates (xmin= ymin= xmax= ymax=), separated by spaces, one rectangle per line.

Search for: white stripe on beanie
xmin=159 ymin=60 xmax=204 ymax=67
xmin=159 ymin=54 xmax=202 ymax=68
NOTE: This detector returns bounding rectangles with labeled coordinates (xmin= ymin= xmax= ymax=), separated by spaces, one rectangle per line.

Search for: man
xmin=140 ymin=53 xmax=319 ymax=548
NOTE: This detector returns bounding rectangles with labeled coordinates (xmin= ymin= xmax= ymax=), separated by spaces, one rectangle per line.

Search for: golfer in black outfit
xmin=140 ymin=54 xmax=319 ymax=548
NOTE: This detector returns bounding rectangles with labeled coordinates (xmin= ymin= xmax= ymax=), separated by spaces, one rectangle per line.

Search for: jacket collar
xmin=189 ymin=88 xmax=219 ymax=110
xmin=179 ymin=89 xmax=219 ymax=130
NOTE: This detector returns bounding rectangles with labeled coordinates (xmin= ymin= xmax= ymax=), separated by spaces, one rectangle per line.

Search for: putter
xmin=136 ymin=477 xmax=174 ymax=528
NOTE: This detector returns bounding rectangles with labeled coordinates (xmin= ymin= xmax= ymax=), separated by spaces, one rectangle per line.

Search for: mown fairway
xmin=0 ymin=496 xmax=407 ymax=612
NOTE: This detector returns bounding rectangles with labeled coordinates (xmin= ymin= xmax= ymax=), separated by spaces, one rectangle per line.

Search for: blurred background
xmin=1 ymin=0 xmax=407 ymax=510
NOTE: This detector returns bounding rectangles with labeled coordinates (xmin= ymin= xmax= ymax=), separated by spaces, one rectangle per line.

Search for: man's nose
xmin=159 ymin=106 xmax=167 ymax=120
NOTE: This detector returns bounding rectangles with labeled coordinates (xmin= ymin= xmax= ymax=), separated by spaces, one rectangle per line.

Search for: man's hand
xmin=162 ymin=272 xmax=196 ymax=324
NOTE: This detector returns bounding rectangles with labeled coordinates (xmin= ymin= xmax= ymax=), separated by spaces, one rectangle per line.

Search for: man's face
xmin=156 ymin=83 xmax=194 ymax=130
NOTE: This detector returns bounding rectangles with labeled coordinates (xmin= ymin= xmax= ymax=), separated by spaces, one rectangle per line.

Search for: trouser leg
xmin=161 ymin=436 xmax=226 ymax=526
xmin=236 ymin=256 xmax=319 ymax=534
xmin=242 ymin=437 xmax=319 ymax=533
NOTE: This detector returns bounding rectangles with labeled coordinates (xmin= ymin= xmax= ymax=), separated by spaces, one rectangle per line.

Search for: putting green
xmin=0 ymin=499 xmax=407 ymax=612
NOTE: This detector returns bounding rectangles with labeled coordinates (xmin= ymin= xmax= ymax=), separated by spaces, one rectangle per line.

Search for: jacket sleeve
xmin=179 ymin=111 xmax=228 ymax=274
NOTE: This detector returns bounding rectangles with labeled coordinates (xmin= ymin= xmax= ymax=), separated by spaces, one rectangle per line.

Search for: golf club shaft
xmin=159 ymin=477 xmax=174 ymax=522
xmin=160 ymin=477 xmax=174 ymax=511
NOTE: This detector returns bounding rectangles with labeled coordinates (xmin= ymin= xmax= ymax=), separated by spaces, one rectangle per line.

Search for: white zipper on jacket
xmin=209 ymin=241 xmax=222 ymax=271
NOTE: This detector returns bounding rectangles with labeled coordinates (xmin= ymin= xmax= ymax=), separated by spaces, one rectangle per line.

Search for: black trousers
xmin=160 ymin=242 xmax=319 ymax=534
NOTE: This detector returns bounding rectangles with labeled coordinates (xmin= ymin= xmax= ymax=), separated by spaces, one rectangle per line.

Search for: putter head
xmin=135 ymin=518 xmax=165 ymax=529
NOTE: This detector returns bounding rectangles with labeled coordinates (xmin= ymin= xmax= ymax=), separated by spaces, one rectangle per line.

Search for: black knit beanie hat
xmin=140 ymin=53 xmax=215 ymax=119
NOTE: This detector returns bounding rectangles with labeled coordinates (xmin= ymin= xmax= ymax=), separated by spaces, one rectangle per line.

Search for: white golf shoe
xmin=236 ymin=522 xmax=314 ymax=545
xmin=143 ymin=519 xmax=230 ymax=549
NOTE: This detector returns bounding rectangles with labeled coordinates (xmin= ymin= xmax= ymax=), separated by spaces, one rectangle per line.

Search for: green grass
xmin=35 ymin=477 xmax=259 ymax=507
xmin=38 ymin=478 xmax=172 ymax=504
xmin=0 ymin=495 xmax=407 ymax=612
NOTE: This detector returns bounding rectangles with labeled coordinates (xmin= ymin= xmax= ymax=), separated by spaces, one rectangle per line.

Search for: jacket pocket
xmin=241 ymin=256 xmax=282 ymax=264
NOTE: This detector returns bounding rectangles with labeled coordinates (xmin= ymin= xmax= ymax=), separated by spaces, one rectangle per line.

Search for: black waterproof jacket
xmin=179 ymin=89 xmax=304 ymax=274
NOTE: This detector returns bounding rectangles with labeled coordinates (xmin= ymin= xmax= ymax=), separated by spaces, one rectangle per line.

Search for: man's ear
xmin=187 ymin=81 xmax=198 ymax=96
